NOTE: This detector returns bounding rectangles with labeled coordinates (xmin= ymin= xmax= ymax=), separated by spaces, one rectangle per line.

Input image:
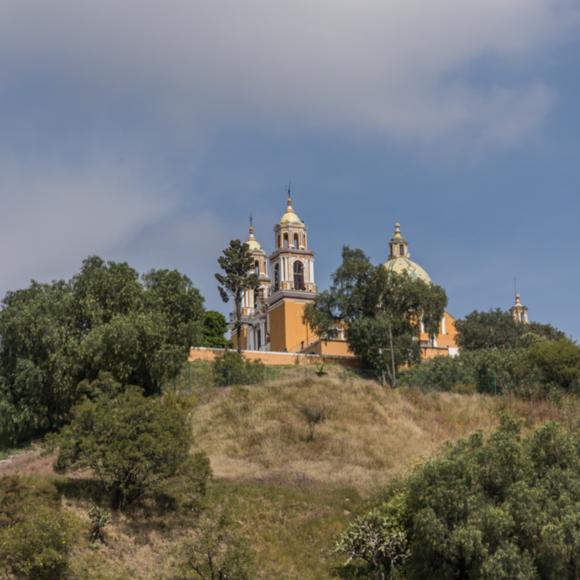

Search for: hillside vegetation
xmin=2 ymin=364 xmax=577 ymax=579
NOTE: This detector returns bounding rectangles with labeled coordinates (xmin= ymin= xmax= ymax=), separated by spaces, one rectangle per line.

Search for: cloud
xmin=0 ymin=159 xmax=175 ymax=295
xmin=0 ymin=0 xmax=576 ymax=146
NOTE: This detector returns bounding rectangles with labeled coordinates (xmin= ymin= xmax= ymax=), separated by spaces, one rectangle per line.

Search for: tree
xmin=0 ymin=256 xmax=210 ymax=446
xmin=202 ymin=310 xmax=229 ymax=348
xmin=54 ymin=388 xmax=210 ymax=510
xmin=456 ymin=309 xmax=522 ymax=351
xmin=305 ymin=247 xmax=447 ymax=387
xmin=215 ymin=240 xmax=260 ymax=353
xmin=339 ymin=418 xmax=580 ymax=579
xmin=527 ymin=339 xmax=580 ymax=392
xmin=143 ymin=268 xmax=205 ymax=348
xmin=456 ymin=309 xmax=568 ymax=351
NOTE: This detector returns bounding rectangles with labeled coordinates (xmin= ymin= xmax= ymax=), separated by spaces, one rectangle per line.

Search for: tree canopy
xmin=0 ymin=256 xmax=225 ymax=446
xmin=304 ymin=247 xmax=447 ymax=386
xmin=456 ymin=309 xmax=567 ymax=351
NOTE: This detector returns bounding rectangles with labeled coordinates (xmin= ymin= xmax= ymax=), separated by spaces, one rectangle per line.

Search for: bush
xmin=399 ymin=356 xmax=474 ymax=392
xmin=213 ymin=350 xmax=266 ymax=386
xmin=0 ymin=477 xmax=77 ymax=579
xmin=173 ymin=509 xmax=254 ymax=579
xmin=54 ymin=388 xmax=210 ymax=510
xmin=400 ymin=348 xmax=550 ymax=398
xmin=528 ymin=340 xmax=580 ymax=393
xmin=338 ymin=418 xmax=580 ymax=579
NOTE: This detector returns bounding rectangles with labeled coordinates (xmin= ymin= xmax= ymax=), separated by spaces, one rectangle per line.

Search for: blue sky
xmin=0 ymin=0 xmax=579 ymax=339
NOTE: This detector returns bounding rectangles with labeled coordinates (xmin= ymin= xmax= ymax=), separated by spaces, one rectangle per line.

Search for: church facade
xmin=232 ymin=192 xmax=459 ymax=359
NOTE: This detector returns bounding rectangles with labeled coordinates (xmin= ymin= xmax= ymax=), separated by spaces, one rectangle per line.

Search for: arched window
xmin=399 ymin=244 xmax=405 ymax=256
xmin=277 ymin=235 xmax=281 ymax=248
xmin=283 ymin=233 xmax=289 ymax=248
xmin=274 ymin=263 xmax=280 ymax=292
xmin=254 ymin=260 xmax=259 ymax=274
xmin=293 ymin=261 xmax=305 ymax=291
xmin=293 ymin=233 xmax=299 ymax=248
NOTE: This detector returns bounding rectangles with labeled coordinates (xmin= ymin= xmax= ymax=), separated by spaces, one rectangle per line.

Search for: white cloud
xmin=0 ymin=0 xmax=576 ymax=146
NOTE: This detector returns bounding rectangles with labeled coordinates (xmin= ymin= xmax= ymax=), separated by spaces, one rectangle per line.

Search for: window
xmin=254 ymin=260 xmax=259 ymax=274
xmin=283 ymin=233 xmax=289 ymax=248
xmin=277 ymin=235 xmax=281 ymax=248
xmin=257 ymin=329 xmax=261 ymax=349
xmin=293 ymin=233 xmax=299 ymax=248
xmin=399 ymin=244 xmax=405 ymax=256
xmin=293 ymin=261 xmax=305 ymax=290
xmin=274 ymin=263 xmax=280 ymax=292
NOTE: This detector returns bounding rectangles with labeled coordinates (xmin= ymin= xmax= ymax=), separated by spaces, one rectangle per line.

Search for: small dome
xmin=246 ymin=237 xmax=262 ymax=251
xmin=245 ymin=220 xmax=262 ymax=252
xmin=280 ymin=190 xmax=304 ymax=225
xmin=383 ymin=257 xmax=432 ymax=284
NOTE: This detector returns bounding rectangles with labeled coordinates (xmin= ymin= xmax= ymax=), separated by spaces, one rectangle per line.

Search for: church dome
xmin=383 ymin=256 xmax=432 ymax=283
xmin=383 ymin=222 xmax=432 ymax=283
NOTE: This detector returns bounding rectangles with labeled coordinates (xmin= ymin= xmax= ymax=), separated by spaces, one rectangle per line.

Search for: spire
xmin=278 ymin=184 xmax=303 ymax=225
xmin=245 ymin=214 xmax=262 ymax=251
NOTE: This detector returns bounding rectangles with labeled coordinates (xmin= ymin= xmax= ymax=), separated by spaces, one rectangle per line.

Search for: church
xmin=232 ymin=191 xmax=459 ymax=360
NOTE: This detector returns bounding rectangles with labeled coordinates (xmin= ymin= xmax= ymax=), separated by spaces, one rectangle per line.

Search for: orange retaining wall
xmin=188 ymin=347 xmax=360 ymax=368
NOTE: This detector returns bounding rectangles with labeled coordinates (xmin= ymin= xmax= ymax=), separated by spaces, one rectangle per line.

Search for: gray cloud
xmin=0 ymin=159 xmax=175 ymax=294
xmin=0 ymin=0 xmax=576 ymax=145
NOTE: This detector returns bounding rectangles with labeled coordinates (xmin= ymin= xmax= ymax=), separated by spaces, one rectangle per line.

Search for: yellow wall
xmin=419 ymin=311 xmax=458 ymax=350
xmin=268 ymin=299 xmax=316 ymax=352
xmin=189 ymin=347 xmax=359 ymax=367
xmin=304 ymin=339 xmax=354 ymax=357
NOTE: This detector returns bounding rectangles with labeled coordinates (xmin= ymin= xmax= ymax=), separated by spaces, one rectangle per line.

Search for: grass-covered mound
xmin=1 ymin=364 xmax=577 ymax=579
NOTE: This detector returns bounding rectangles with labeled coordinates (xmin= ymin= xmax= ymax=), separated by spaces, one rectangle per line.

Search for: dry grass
xmin=191 ymin=365 xmax=577 ymax=493
xmin=3 ymin=365 xmax=577 ymax=579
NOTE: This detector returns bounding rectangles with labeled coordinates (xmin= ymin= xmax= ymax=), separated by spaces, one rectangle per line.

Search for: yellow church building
xmin=232 ymin=192 xmax=458 ymax=360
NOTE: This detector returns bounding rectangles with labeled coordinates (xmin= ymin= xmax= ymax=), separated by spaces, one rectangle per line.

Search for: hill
xmin=2 ymin=364 xmax=577 ymax=579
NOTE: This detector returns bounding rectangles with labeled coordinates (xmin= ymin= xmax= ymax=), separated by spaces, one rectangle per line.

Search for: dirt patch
xmin=0 ymin=446 xmax=57 ymax=477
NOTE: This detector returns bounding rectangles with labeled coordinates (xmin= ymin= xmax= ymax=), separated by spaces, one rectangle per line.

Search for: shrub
xmin=338 ymin=419 xmax=580 ymax=579
xmin=88 ymin=505 xmax=111 ymax=544
xmin=399 ymin=355 xmax=474 ymax=392
xmin=213 ymin=350 xmax=266 ymax=386
xmin=54 ymin=388 xmax=210 ymax=510
xmin=173 ymin=509 xmax=254 ymax=579
xmin=336 ymin=492 xmax=409 ymax=579
xmin=297 ymin=403 xmax=329 ymax=442
xmin=0 ymin=477 xmax=77 ymax=579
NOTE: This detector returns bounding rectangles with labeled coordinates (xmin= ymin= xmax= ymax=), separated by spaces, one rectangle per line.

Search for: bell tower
xmin=510 ymin=292 xmax=529 ymax=324
xmin=234 ymin=218 xmax=271 ymax=351
xmin=267 ymin=189 xmax=317 ymax=352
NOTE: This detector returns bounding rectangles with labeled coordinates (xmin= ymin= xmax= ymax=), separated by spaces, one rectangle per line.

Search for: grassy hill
xmin=2 ymin=364 xmax=577 ymax=579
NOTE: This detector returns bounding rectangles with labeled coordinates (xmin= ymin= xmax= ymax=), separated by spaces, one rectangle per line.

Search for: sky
xmin=0 ymin=0 xmax=579 ymax=339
